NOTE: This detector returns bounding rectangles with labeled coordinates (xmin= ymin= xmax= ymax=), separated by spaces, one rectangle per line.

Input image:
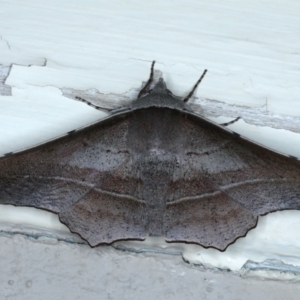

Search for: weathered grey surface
xmin=1 ymin=234 xmax=300 ymax=300
xmin=0 ymin=65 xmax=11 ymax=96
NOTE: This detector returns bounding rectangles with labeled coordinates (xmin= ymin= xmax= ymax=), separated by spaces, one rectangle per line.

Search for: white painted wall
xmin=1 ymin=0 xmax=300 ymax=298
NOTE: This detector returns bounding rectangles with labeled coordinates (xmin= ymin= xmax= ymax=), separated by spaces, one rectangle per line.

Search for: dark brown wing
xmin=0 ymin=114 xmax=147 ymax=246
xmin=163 ymin=113 xmax=300 ymax=251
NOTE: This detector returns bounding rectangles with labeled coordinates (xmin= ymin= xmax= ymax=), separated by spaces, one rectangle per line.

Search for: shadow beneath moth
xmin=1 ymin=61 xmax=300 ymax=251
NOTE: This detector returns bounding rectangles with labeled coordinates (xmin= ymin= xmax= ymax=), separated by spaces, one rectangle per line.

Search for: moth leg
xmin=220 ymin=117 xmax=241 ymax=127
xmin=138 ymin=60 xmax=155 ymax=98
xmin=75 ymin=96 xmax=114 ymax=112
xmin=183 ymin=69 xmax=207 ymax=103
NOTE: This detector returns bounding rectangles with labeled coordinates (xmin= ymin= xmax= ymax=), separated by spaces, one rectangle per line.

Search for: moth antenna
xmin=220 ymin=117 xmax=241 ymax=127
xmin=138 ymin=60 xmax=155 ymax=98
xmin=183 ymin=69 xmax=207 ymax=103
xmin=75 ymin=96 xmax=114 ymax=112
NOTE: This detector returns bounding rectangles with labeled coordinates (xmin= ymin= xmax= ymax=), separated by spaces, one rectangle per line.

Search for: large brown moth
xmin=1 ymin=61 xmax=300 ymax=251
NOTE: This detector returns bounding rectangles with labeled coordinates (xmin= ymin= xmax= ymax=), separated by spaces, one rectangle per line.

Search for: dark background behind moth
xmin=1 ymin=62 xmax=300 ymax=251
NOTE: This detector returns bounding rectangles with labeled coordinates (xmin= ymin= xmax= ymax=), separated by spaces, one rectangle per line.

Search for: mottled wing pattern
xmin=0 ymin=115 xmax=147 ymax=246
xmin=163 ymin=114 xmax=300 ymax=250
xmin=1 ymin=107 xmax=300 ymax=251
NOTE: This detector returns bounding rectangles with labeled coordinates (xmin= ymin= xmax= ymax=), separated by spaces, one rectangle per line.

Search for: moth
xmin=0 ymin=61 xmax=300 ymax=251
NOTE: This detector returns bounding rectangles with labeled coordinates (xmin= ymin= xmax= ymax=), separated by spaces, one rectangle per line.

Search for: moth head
xmin=130 ymin=77 xmax=193 ymax=112
xmin=151 ymin=77 xmax=167 ymax=93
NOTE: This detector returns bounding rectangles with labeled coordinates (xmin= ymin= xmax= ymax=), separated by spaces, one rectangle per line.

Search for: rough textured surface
xmin=0 ymin=65 xmax=11 ymax=96
xmin=1 ymin=76 xmax=300 ymax=251
xmin=1 ymin=234 xmax=300 ymax=300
